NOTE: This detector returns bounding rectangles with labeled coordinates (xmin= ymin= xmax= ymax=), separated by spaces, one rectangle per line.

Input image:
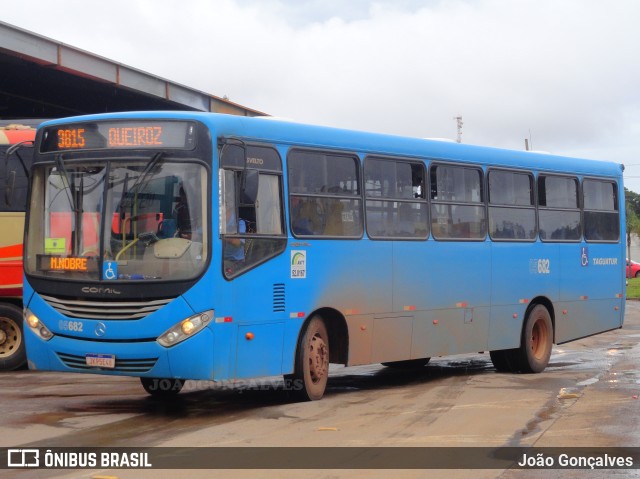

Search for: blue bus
xmin=22 ymin=112 xmax=625 ymax=400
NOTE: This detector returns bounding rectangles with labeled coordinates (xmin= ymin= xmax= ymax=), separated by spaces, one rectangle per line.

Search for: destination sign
xmin=40 ymin=121 xmax=197 ymax=152
xmin=37 ymin=255 xmax=98 ymax=273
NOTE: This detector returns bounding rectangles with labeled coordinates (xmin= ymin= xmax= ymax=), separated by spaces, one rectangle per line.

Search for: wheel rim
xmin=530 ymin=315 xmax=549 ymax=360
xmin=0 ymin=317 xmax=22 ymax=357
xmin=308 ymin=332 xmax=328 ymax=384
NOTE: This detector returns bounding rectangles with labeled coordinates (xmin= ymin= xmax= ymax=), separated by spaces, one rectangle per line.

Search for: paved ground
xmin=1 ymin=302 xmax=639 ymax=479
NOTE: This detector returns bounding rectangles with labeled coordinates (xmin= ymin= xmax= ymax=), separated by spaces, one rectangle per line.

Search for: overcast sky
xmin=4 ymin=0 xmax=640 ymax=191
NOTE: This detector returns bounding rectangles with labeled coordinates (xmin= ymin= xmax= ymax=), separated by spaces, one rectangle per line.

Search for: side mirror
xmin=241 ymin=169 xmax=259 ymax=205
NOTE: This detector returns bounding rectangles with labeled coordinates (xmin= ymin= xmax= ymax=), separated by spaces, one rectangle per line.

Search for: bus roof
xmin=37 ymin=112 xmax=624 ymax=179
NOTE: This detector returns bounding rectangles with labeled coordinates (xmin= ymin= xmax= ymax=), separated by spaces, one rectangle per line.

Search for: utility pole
xmin=453 ymin=116 xmax=463 ymax=143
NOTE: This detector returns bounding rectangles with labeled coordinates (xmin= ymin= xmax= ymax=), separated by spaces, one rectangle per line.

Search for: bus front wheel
xmin=0 ymin=303 xmax=27 ymax=371
xmin=287 ymin=316 xmax=329 ymax=401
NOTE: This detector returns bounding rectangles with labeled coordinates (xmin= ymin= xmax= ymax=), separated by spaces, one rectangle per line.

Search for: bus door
xmin=218 ymin=142 xmax=290 ymax=378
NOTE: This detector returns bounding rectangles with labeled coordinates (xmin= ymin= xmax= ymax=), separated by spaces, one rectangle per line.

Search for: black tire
xmin=0 ymin=303 xmax=27 ymax=371
xmin=491 ymin=305 xmax=553 ymax=374
xmin=382 ymin=358 xmax=430 ymax=369
xmin=140 ymin=377 xmax=185 ymax=396
xmin=635 ymin=271 xmax=640 ymax=278
xmin=287 ymin=316 xmax=329 ymax=401
xmin=489 ymin=349 xmax=514 ymax=372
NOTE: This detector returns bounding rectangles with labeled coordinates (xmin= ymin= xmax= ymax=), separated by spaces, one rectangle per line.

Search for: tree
xmin=625 ymin=188 xmax=640 ymax=260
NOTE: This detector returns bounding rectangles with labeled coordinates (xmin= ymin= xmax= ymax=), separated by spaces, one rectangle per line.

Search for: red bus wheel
xmin=0 ymin=304 xmax=26 ymax=371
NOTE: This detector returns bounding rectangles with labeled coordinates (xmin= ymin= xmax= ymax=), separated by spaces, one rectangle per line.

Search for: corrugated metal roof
xmin=0 ymin=21 xmax=267 ymax=118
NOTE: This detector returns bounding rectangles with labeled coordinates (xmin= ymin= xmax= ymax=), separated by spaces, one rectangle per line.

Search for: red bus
xmin=0 ymin=122 xmax=36 ymax=370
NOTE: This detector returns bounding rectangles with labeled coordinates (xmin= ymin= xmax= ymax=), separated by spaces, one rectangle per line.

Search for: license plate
xmin=85 ymin=353 xmax=116 ymax=368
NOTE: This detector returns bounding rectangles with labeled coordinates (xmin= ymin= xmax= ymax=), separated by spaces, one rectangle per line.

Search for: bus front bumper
xmin=24 ymin=325 xmax=215 ymax=380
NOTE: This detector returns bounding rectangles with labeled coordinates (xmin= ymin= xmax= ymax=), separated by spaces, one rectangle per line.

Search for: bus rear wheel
xmin=0 ymin=303 xmax=27 ymax=371
xmin=492 ymin=304 xmax=553 ymax=373
xmin=519 ymin=304 xmax=553 ymax=373
xmin=490 ymin=349 xmax=508 ymax=372
xmin=140 ymin=377 xmax=185 ymax=396
xmin=287 ymin=316 xmax=329 ymax=401
xmin=489 ymin=349 xmax=518 ymax=372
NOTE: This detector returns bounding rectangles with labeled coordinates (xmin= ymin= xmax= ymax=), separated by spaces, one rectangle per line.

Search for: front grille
xmin=41 ymin=294 xmax=174 ymax=320
xmin=57 ymin=352 xmax=157 ymax=373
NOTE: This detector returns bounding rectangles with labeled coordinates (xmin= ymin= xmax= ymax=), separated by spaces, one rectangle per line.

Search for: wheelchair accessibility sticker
xmin=103 ymin=261 xmax=118 ymax=280
xmin=581 ymin=247 xmax=589 ymax=267
xmin=581 ymin=247 xmax=618 ymax=267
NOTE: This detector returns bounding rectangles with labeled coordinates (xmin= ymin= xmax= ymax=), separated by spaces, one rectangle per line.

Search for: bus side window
xmin=583 ymin=179 xmax=619 ymax=242
xmin=220 ymin=143 xmax=287 ymax=279
xmin=364 ymin=157 xmax=428 ymax=240
xmin=538 ymin=175 xmax=581 ymax=242
xmin=488 ymin=169 xmax=536 ymax=241
xmin=430 ymin=164 xmax=486 ymax=240
xmin=1 ymin=146 xmax=33 ymax=211
xmin=288 ymin=150 xmax=363 ymax=238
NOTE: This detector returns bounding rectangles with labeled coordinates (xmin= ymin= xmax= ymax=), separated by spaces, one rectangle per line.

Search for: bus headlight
xmin=25 ymin=309 xmax=54 ymax=341
xmin=157 ymin=310 xmax=213 ymax=347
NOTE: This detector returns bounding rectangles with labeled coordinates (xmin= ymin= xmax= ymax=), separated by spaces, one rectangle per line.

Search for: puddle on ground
xmin=576 ymin=377 xmax=600 ymax=387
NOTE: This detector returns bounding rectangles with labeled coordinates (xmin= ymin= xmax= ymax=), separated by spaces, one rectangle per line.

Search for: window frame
xmin=219 ymin=141 xmax=287 ymax=280
xmin=287 ymin=148 xmax=364 ymax=239
xmin=582 ymin=176 xmax=620 ymax=243
xmin=429 ymin=162 xmax=487 ymax=241
xmin=537 ymin=173 xmax=582 ymax=243
xmin=364 ymin=155 xmax=429 ymax=241
xmin=0 ymin=145 xmax=34 ymax=212
xmin=487 ymin=168 xmax=537 ymax=242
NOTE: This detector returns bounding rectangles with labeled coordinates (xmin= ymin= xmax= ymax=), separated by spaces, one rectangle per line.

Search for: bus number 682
xmin=58 ymin=320 xmax=84 ymax=332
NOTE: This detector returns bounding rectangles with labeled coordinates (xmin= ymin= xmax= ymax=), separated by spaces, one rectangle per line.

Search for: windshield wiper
xmin=54 ymin=153 xmax=77 ymax=214
xmin=54 ymin=153 xmax=85 ymax=255
xmin=128 ymin=152 xmax=165 ymax=196
xmin=116 ymin=152 xmax=165 ymax=254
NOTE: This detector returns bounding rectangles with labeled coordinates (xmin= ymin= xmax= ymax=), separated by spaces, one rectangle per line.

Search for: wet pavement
xmin=1 ymin=302 xmax=639 ymax=479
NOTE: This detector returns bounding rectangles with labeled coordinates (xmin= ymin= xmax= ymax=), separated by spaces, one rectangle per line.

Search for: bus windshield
xmin=25 ymin=157 xmax=208 ymax=282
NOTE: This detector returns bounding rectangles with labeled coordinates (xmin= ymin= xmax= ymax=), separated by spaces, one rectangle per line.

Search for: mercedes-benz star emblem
xmin=95 ymin=322 xmax=107 ymax=337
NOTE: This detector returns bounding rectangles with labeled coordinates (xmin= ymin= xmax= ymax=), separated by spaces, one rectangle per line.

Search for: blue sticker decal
xmin=103 ymin=261 xmax=118 ymax=280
